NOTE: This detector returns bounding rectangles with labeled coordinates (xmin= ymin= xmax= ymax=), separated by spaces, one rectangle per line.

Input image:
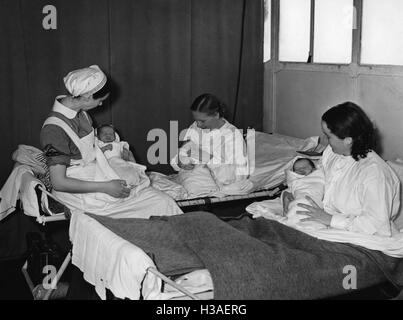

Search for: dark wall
xmin=0 ymin=0 xmax=263 ymax=185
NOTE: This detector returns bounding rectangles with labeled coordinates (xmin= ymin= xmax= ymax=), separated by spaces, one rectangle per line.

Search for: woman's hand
xmin=103 ymin=180 xmax=131 ymax=198
xmin=296 ymin=196 xmax=332 ymax=226
xmin=281 ymin=191 xmax=294 ymax=215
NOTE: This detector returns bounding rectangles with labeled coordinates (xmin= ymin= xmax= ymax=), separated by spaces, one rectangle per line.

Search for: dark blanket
xmin=87 ymin=212 xmax=403 ymax=300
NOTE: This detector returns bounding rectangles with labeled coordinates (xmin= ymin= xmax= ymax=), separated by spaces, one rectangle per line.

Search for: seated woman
xmin=170 ymin=93 xmax=250 ymax=194
xmin=294 ymin=101 xmax=400 ymax=237
xmin=40 ymin=65 xmax=183 ymax=218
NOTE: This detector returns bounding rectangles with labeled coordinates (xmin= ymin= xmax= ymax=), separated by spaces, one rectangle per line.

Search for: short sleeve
xmin=40 ymin=124 xmax=75 ymax=167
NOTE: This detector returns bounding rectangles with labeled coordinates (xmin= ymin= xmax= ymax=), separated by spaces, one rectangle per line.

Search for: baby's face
xmin=293 ymin=160 xmax=314 ymax=176
xmin=98 ymin=127 xmax=116 ymax=143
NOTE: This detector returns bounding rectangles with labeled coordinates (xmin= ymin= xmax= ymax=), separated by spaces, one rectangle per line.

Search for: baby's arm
xmin=120 ymin=141 xmax=135 ymax=162
xmin=100 ymin=144 xmax=113 ymax=153
xmin=281 ymin=191 xmax=294 ymax=215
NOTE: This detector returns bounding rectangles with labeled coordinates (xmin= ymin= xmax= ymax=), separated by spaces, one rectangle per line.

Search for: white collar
xmin=52 ymin=95 xmax=78 ymax=119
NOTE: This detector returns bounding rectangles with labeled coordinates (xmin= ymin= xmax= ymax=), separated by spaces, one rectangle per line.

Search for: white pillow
xmin=387 ymin=159 xmax=403 ymax=231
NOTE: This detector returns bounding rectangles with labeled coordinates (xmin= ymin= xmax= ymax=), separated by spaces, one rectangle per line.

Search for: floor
xmin=0 ymin=257 xmax=33 ymax=300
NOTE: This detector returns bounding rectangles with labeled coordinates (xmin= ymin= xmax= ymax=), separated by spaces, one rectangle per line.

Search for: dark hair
xmin=321 ymin=101 xmax=375 ymax=161
xmin=293 ymin=158 xmax=315 ymax=171
xmin=96 ymin=124 xmax=115 ymax=136
xmin=93 ymin=79 xmax=110 ymax=99
xmin=190 ymin=93 xmax=226 ymax=117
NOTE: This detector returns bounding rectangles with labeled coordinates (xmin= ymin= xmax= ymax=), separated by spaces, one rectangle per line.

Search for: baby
xmin=96 ymin=125 xmax=149 ymax=191
xmin=292 ymin=158 xmax=315 ymax=176
xmin=281 ymin=157 xmax=326 ymax=230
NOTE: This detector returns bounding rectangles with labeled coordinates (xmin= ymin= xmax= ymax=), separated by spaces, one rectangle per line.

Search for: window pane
xmin=361 ymin=0 xmax=403 ymax=65
xmin=279 ymin=0 xmax=311 ymax=62
xmin=313 ymin=0 xmax=353 ymax=64
xmin=263 ymin=0 xmax=271 ymax=62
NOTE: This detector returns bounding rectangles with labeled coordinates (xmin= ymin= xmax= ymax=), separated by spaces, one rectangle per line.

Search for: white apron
xmin=43 ymin=115 xmax=183 ymax=218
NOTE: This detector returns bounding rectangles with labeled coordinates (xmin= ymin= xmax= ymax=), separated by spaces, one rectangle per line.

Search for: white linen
xmin=148 ymin=172 xmax=188 ymax=200
xmin=285 ymin=168 xmax=326 ymax=230
xmin=166 ymin=131 xmax=322 ymax=199
xmin=19 ymin=171 xmax=50 ymax=219
xmin=0 ymin=165 xmax=35 ymax=221
xmin=171 ymin=119 xmax=249 ymax=187
xmin=173 ymin=165 xmax=224 ymax=198
xmin=159 ymin=269 xmax=214 ymax=300
xmin=246 ymin=166 xmax=326 ymax=231
xmin=12 ymin=145 xmax=47 ymax=175
xmin=96 ymin=138 xmax=150 ymax=191
xmin=248 ymin=132 xmax=321 ymax=190
xmin=43 ymin=116 xmax=182 ymax=218
xmin=69 ymin=212 xmax=161 ymax=300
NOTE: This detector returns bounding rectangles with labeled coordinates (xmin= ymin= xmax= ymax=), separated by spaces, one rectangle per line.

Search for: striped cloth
xmin=33 ymin=152 xmax=53 ymax=192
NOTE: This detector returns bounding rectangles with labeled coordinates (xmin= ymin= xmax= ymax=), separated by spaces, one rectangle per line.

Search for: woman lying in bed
xmin=170 ymin=93 xmax=251 ymax=197
xmin=40 ymin=65 xmax=182 ymax=218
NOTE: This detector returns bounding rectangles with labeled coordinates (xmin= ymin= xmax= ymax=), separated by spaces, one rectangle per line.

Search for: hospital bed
xmin=2 ymin=133 xmax=402 ymax=300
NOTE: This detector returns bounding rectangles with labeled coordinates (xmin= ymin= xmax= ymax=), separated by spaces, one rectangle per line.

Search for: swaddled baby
xmin=96 ymin=125 xmax=149 ymax=192
xmin=282 ymin=158 xmax=326 ymax=230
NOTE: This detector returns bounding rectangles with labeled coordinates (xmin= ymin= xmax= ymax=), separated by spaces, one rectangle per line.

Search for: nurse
xmin=295 ymin=101 xmax=400 ymax=236
xmin=40 ymin=65 xmax=183 ymax=218
xmin=171 ymin=93 xmax=249 ymax=187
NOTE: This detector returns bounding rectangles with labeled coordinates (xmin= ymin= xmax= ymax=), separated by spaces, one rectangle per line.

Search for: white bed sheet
xmin=247 ymin=132 xmax=320 ymax=191
xmin=149 ymin=132 xmax=321 ymax=200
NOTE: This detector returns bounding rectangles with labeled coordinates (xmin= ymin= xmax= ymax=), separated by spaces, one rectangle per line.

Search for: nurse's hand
xmin=296 ymin=196 xmax=332 ymax=226
xmin=104 ymin=180 xmax=131 ymax=198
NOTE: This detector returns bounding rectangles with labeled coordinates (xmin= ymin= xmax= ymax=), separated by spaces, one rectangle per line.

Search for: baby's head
xmin=293 ymin=158 xmax=315 ymax=176
xmin=97 ymin=124 xmax=116 ymax=143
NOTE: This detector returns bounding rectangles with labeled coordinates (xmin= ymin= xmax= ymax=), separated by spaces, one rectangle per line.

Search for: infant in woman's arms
xmin=281 ymin=158 xmax=326 ymax=229
xmin=246 ymin=157 xmax=326 ymax=231
xmin=96 ymin=124 xmax=149 ymax=192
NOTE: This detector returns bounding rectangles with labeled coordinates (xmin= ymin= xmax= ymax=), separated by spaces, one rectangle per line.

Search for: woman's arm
xmin=329 ymin=174 xmax=396 ymax=236
xmin=50 ymin=164 xmax=131 ymax=198
xmin=298 ymin=170 xmax=398 ymax=235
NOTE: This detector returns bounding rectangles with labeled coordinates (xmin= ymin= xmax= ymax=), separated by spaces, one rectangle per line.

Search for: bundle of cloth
xmin=147 ymin=172 xmax=188 ymax=200
xmin=246 ymin=157 xmax=327 ymax=231
xmin=0 ymin=145 xmax=52 ymax=221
